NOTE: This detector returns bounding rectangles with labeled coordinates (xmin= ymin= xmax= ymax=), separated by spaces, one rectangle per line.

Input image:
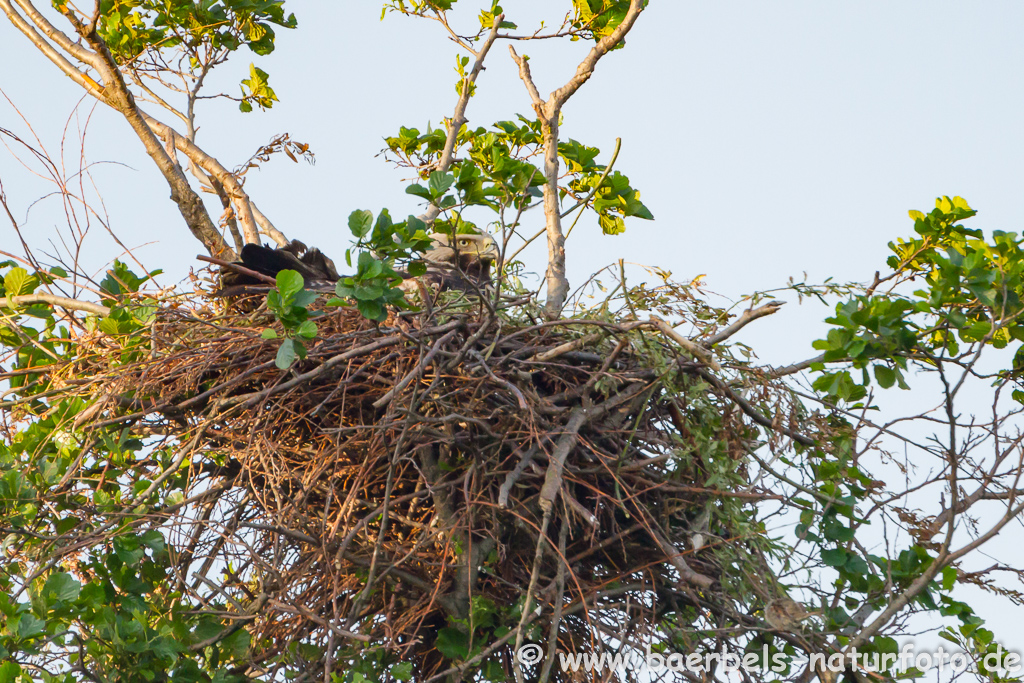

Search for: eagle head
xmin=423 ymin=232 xmax=500 ymax=285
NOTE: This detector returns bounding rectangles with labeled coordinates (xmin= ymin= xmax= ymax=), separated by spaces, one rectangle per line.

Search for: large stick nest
xmin=54 ymin=288 xmax=818 ymax=681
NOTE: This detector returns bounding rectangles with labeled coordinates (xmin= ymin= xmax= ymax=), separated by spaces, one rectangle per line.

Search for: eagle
xmin=217 ymin=233 xmax=499 ymax=297
xmin=413 ymin=232 xmax=499 ymax=294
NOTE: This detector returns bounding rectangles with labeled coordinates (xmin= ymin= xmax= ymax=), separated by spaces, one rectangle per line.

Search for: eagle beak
xmin=480 ymin=237 xmax=500 ymax=264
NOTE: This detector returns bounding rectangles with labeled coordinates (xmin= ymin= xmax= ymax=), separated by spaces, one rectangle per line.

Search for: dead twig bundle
xmin=24 ymin=289 xmax=827 ymax=682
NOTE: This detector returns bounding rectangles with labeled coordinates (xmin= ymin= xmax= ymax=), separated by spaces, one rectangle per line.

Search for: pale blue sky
xmin=3 ymin=0 xmax=1024 ymax=652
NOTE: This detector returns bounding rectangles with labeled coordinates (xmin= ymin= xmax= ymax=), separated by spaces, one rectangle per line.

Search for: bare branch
xmin=0 ymin=293 xmax=108 ymax=316
xmin=649 ymin=526 xmax=715 ymax=590
xmin=0 ymin=0 xmax=104 ymax=96
xmin=145 ymin=114 xmax=259 ymax=245
xmin=768 ymin=353 xmax=826 ymax=378
xmin=704 ymin=300 xmax=785 ymax=345
xmin=650 ymin=315 xmax=720 ymax=370
xmin=4 ymin=0 xmax=239 ymax=257
xmin=251 ymin=202 xmax=289 ymax=247
xmin=419 ymin=13 xmax=504 ymax=224
xmin=549 ymin=1 xmax=646 ymax=110
xmin=11 ymin=0 xmax=101 ymax=68
xmin=507 ymin=45 xmax=544 ymax=108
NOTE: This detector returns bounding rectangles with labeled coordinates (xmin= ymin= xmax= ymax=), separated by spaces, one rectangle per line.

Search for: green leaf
xmin=873 ymin=365 xmax=896 ymax=389
xmin=221 ymin=627 xmax=250 ymax=659
xmin=359 ymin=257 xmax=383 ymax=280
xmin=96 ymin=316 xmax=117 ymax=335
xmin=354 ymin=284 xmax=384 ymax=301
xmin=276 ymin=270 xmax=304 ymax=300
xmin=3 ymin=267 xmax=32 ymax=297
xmin=845 ymin=554 xmax=870 ymax=576
xmin=938 ymin=630 xmax=959 ymax=644
xmin=406 ymin=184 xmax=432 ymax=201
xmin=390 ymin=662 xmax=413 ymax=681
xmin=598 ymin=213 xmax=626 ymax=235
xmin=348 ymin=209 xmax=374 ymax=238
xmin=821 ymin=548 xmax=848 ymax=567
xmin=16 ymin=613 xmax=45 ymax=638
xmin=0 ymin=661 xmax=21 ymax=683
xmin=261 ymin=328 xmax=278 ymax=339
xmin=942 ymin=565 xmax=958 ymax=591
xmin=291 ymin=289 xmax=318 ymax=308
xmin=873 ymin=636 xmax=899 ymax=654
xmin=296 ymin=320 xmax=318 ymax=339
xmin=267 ymin=289 xmax=283 ymax=311
xmin=240 ymin=63 xmax=278 ymax=110
xmin=356 ymin=299 xmax=385 ymax=322
xmin=140 ymin=529 xmax=165 ymax=552
xmin=374 ymin=208 xmax=394 ymax=237
xmin=275 ymin=338 xmax=297 ymax=369
xmin=435 ymin=627 xmax=470 ymax=660
xmin=428 ymin=171 xmax=454 ymax=198
xmin=406 ymin=215 xmax=427 ymax=236
xmin=42 ymin=572 xmax=81 ymax=603
xmin=823 ymin=519 xmax=855 ymax=543
xmin=479 ymin=10 xmax=516 ymax=29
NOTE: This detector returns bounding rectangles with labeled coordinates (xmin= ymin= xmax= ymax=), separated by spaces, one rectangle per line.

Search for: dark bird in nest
xmin=216 ymin=233 xmax=500 ymax=297
xmin=218 ymin=240 xmax=340 ymax=294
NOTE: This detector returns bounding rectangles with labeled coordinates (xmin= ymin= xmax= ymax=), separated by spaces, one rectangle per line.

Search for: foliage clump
xmin=0 ymin=272 xmax=832 ymax=681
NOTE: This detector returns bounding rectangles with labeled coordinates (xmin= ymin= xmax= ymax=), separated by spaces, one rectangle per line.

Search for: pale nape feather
xmin=423 ymin=233 xmax=499 ymax=264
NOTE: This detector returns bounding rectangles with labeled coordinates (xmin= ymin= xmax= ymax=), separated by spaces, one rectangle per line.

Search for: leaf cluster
xmin=0 ymin=262 xmax=254 ymax=681
xmin=95 ymin=0 xmax=296 ymax=64
xmin=330 ymin=209 xmax=434 ymax=322
xmin=261 ymin=269 xmax=318 ymax=368
xmin=569 ymin=0 xmax=642 ymax=42
xmin=386 ymin=117 xmax=654 ymax=237
xmin=813 ymin=196 xmax=1024 ymax=404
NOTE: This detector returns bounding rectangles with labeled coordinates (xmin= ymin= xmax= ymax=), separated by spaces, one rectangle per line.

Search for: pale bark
xmin=0 ymin=293 xmax=109 ymax=316
xmin=145 ymin=114 xmax=259 ymax=244
xmin=509 ymin=0 xmax=646 ymax=318
xmin=252 ymin=203 xmax=289 ymax=247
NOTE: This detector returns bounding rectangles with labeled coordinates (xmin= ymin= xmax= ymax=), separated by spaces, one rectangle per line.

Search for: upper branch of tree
xmin=509 ymin=0 xmax=646 ymax=318
xmin=419 ymin=12 xmax=504 ymax=224
xmin=0 ymin=0 xmax=281 ymax=257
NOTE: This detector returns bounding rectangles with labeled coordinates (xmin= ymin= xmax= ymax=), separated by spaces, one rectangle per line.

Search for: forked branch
xmin=0 ymin=0 xmax=266 ymax=257
xmin=509 ymin=0 xmax=646 ymax=318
